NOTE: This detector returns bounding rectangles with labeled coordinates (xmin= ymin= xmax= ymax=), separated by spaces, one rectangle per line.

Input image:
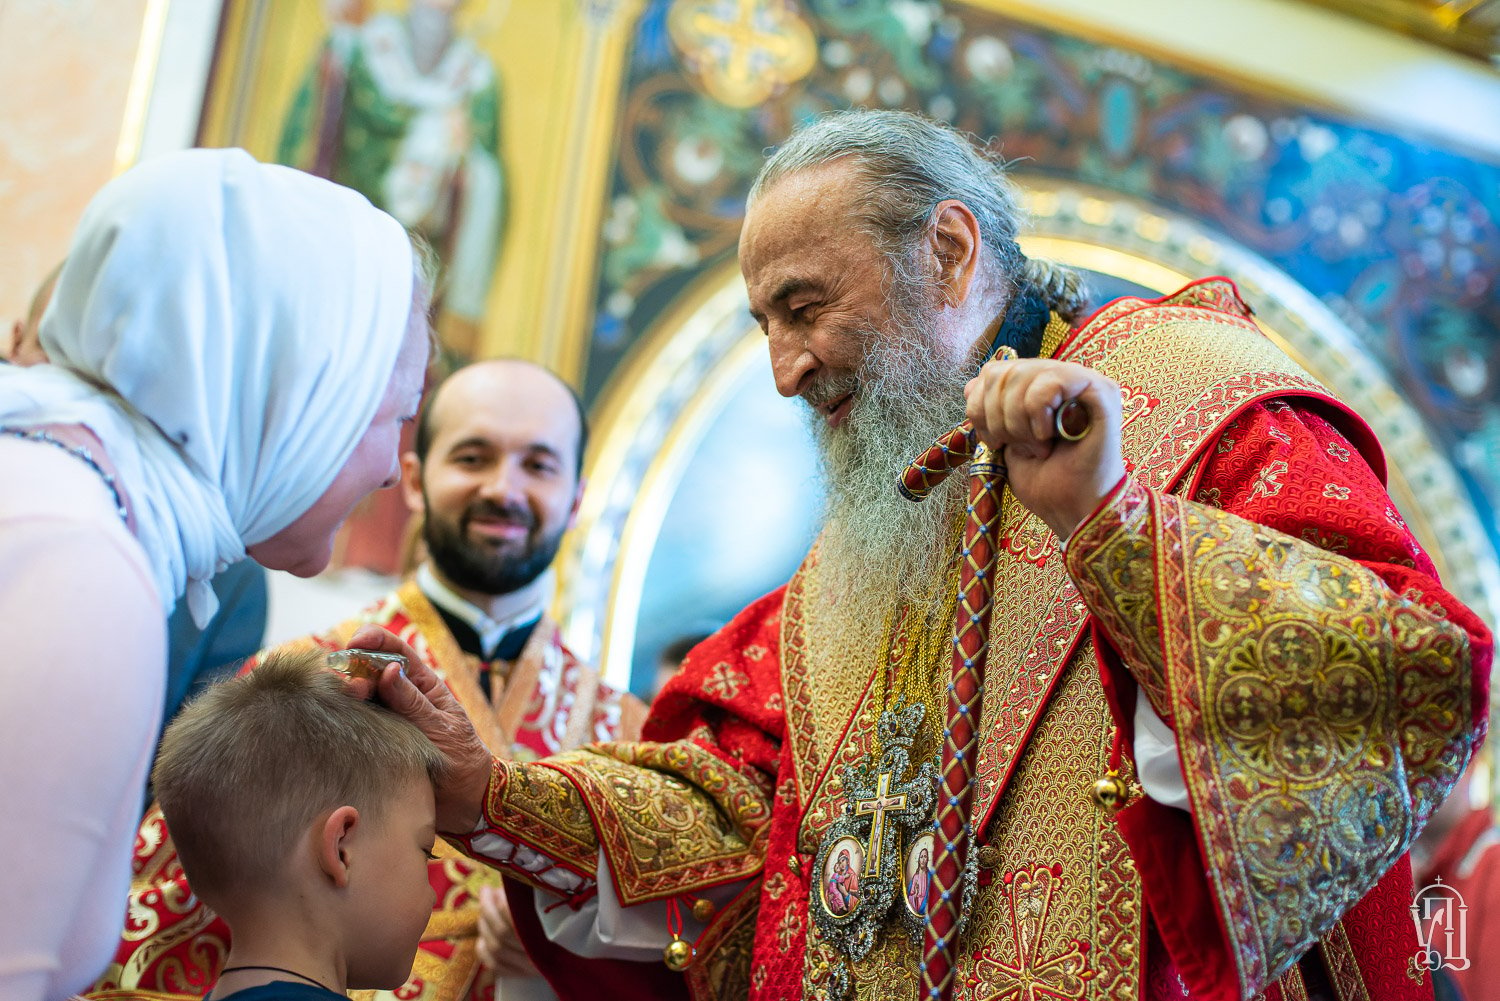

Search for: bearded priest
xmin=359 ymin=109 xmax=1491 ymax=1001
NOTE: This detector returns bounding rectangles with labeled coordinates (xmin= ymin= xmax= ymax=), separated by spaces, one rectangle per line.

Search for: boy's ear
xmin=317 ymin=806 xmax=361 ymax=888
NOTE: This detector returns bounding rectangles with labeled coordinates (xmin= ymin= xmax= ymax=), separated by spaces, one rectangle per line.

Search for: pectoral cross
xmin=855 ymin=772 xmax=910 ymax=878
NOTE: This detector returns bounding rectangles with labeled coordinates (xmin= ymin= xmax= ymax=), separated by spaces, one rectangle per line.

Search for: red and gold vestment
xmin=451 ymin=281 xmax=1491 ymax=1001
xmin=87 ymin=580 xmax=646 ymax=1001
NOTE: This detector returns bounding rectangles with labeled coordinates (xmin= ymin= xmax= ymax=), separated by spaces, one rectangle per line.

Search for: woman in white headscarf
xmin=0 ymin=148 xmax=431 ymax=1000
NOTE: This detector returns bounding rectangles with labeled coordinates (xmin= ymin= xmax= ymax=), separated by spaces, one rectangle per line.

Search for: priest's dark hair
xmin=412 ymin=357 xmax=589 ymax=477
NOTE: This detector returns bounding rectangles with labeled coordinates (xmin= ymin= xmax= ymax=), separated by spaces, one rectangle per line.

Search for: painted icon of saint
xmin=906 ymin=846 xmax=931 ymax=916
xmin=279 ymin=0 xmax=504 ymax=358
xmin=826 ymin=846 xmax=861 ymax=916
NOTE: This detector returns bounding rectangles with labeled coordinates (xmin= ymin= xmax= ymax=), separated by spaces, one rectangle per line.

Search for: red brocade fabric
xmin=643 ymin=588 xmax=790 ymax=769
xmin=505 ymin=383 xmax=1490 ymax=998
xmin=1094 ymin=398 xmax=1490 ymax=1001
xmin=1186 ymin=399 xmax=1481 ymax=678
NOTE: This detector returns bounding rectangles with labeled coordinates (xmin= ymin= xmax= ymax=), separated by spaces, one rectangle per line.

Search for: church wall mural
xmin=565 ymin=0 xmax=1500 ymax=692
xmin=197 ymin=0 xmax=1499 ymax=692
xmin=201 ymin=0 xmax=530 ymax=363
xmin=586 ymin=0 xmax=1499 ymax=525
xmin=198 ymin=0 xmax=631 ymax=574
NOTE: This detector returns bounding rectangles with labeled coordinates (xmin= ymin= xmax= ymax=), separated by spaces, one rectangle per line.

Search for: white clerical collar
xmin=416 ymin=562 xmax=543 ymax=659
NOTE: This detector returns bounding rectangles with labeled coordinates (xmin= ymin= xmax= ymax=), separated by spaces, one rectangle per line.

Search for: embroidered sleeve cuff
xmin=1084 ymin=488 xmax=1481 ymax=996
xmin=1063 ymin=477 xmax=1173 ymax=722
xmin=1059 ymin=472 xmax=1131 ymax=555
xmin=445 ymin=758 xmax=598 ymax=898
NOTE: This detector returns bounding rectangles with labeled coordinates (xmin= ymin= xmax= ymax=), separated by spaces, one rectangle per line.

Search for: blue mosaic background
xmin=586 ymin=0 xmax=1500 ymax=547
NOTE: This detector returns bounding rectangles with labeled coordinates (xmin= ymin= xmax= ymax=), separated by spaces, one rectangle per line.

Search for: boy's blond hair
xmin=152 ymin=648 xmax=444 ymax=899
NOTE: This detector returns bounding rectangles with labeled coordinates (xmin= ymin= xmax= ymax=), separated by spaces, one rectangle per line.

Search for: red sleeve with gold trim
xmin=465 ymin=590 xmax=788 ymax=1001
xmin=455 ymin=588 xmax=787 ymax=905
xmin=1068 ymin=399 xmax=1492 ymax=1001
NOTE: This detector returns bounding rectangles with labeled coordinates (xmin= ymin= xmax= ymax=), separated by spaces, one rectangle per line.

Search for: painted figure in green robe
xmin=280 ymin=0 xmax=503 ymax=354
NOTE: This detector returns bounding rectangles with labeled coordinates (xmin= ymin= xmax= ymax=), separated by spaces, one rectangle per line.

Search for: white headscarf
xmin=0 ymin=148 xmax=415 ymax=624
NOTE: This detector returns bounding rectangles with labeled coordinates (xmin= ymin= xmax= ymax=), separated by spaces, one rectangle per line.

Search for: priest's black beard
xmin=423 ymin=498 xmax=566 ymax=596
xmin=804 ymin=275 xmax=979 ymax=629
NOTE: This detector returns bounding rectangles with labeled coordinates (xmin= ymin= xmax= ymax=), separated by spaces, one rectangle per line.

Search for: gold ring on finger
xmin=1055 ymin=399 xmax=1090 ymax=442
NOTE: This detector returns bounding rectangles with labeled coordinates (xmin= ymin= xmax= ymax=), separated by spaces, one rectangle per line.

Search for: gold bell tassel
xmin=1090 ymin=726 xmax=1132 ymax=813
xmin=662 ymin=895 xmax=698 ymax=971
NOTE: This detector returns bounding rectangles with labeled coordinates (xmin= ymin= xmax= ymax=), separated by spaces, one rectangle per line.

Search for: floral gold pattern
xmin=558 ymin=740 xmax=771 ymax=903
xmin=482 ymin=741 xmax=773 ymax=905
xmin=1069 ymin=479 xmax=1476 ymax=995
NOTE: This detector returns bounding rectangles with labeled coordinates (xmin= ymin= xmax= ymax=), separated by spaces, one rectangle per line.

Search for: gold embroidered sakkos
xmin=446 ymin=282 xmax=1486 ymax=1001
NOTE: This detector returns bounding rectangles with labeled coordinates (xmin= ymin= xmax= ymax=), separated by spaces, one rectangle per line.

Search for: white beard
xmin=803 ymin=288 xmax=978 ymax=649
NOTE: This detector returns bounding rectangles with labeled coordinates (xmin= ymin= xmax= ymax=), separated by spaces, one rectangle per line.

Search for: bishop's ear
xmin=925 ymin=199 xmax=984 ymax=308
xmin=317 ymin=805 xmax=361 ymax=888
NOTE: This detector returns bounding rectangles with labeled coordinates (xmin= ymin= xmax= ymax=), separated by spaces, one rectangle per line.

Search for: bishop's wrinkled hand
xmin=344 ymin=624 xmax=494 ymax=835
xmin=964 ymin=357 xmax=1127 ymax=541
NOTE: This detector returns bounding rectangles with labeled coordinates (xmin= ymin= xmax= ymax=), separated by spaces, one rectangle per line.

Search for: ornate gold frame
xmin=553 ymin=176 xmax=1500 ymax=689
xmin=196 ymin=0 xmax=645 ymax=373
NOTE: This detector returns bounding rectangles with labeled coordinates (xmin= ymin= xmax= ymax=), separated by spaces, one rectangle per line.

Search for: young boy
xmin=151 ymin=649 xmax=445 ymax=1000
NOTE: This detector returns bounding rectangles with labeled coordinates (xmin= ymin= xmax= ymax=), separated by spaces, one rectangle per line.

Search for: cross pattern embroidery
xmin=854 ymin=772 xmax=910 ymax=877
xmin=966 ymin=864 xmax=1096 ymax=1001
xmin=666 ymin=0 xmax=816 ymax=107
xmin=702 ymin=661 xmax=746 ymax=700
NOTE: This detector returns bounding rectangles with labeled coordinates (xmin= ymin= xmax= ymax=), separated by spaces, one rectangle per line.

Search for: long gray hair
xmin=749 ymin=109 xmax=1087 ymax=324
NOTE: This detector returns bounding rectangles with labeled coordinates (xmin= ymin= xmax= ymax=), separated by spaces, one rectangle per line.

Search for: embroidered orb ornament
xmin=663 ymin=937 xmax=696 ymax=971
xmin=692 ymin=898 xmax=716 ymax=922
xmin=1089 ymin=772 xmax=1130 ymax=812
